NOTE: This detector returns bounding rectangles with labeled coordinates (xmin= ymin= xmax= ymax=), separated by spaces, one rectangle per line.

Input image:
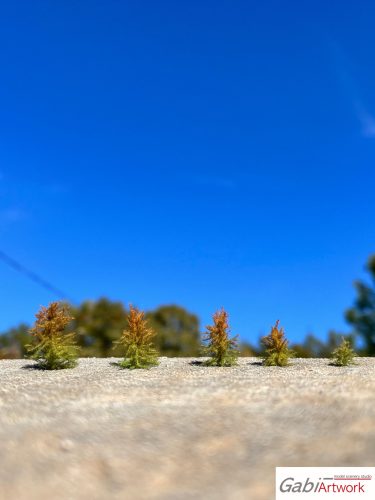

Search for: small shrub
xmin=117 ymin=305 xmax=159 ymax=369
xmin=331 ymin=338 xmax=356 ymax=366
xmin=202 ymin=308 xmax=239 ymax=366
xmin=262 ymin=320 xmax=293 ymax=367
xmin=26 ymin=302 xmax=78 ymax=369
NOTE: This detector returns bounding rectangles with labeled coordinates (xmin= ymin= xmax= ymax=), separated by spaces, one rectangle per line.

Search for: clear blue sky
xmin=1 ymin=0 xmax=374 ymax=344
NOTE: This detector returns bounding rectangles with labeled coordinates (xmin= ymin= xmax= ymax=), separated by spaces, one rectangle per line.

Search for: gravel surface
xmin=0 ymin=357 xmax=374 ymax=500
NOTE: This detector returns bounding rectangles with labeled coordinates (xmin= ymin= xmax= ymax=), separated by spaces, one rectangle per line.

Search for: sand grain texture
xmin=0 ymin=358 xmax=374 ymax=499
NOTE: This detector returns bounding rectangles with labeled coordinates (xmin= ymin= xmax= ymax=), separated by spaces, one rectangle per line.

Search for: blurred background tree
xmin=70 ymin=298 xmax=128 ymax=357
xmin=346 ymin=255 xmax=375 ymax=355
xmin=238 ymin=342 xmax=256 ymax=357
xmin=0 ymin=323 xmax=29 ymax=359
xmin=147 ymin=305 xmax=200 ymax=356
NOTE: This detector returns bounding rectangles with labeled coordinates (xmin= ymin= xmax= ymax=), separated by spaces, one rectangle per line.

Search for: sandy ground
xmin=0 ymin=357 xmax=374 ymax=500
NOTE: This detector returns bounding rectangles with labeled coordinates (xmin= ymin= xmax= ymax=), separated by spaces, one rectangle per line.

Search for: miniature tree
xmin=26 ymin=302 xmax=78 ymax=369
xmin=262 ymin=320 xmax=293 ymax=366
xmin=202 ymin=308 xmax=239 ymax=366
xmin=331 ymin=337 xmax=356 ymax=366
xmin=117 ymin=305 xmax=159 ymax=369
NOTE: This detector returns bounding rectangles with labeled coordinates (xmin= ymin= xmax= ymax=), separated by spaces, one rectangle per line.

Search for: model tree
xmin=26 ymin=302 xmax=78 ymax=369
xmin=331 ymin=338 xmax=356 ymax=366
xmin=117 ymin=305 xmax=159 ymax=369
xmin=262 ymin=320 xmax=293 ymax=366
xmin=203 ymin=308 xmax=238 ymax=366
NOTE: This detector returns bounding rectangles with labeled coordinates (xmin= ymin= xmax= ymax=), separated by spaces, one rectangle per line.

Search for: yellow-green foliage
xmin=117 ymin=305 xmax=159 ymax=369
xmin=332 ymin=338 xmax=356 ymax=366
xmin=262 ymin=320 xmax=293 ymax=367
xmin=203 ymin=308 xmax=238 ymax=366
xmin=26 ymin=302 xmax=78 ymax=369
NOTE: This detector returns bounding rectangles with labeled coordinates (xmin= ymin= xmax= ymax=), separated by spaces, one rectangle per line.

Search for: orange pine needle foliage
xmin=261 ymin=320 xmax=293 ymax=366
xmin=203 ymin=308 xmax=238 ymax=366
xmin=117 ymin=305 xmax=159 ymax=369
xmin=26 ymin=302 xmax=78 ymax=369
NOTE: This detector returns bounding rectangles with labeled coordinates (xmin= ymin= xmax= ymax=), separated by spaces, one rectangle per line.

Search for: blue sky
xmin=1 ymin=0 xmax=375 ymax=343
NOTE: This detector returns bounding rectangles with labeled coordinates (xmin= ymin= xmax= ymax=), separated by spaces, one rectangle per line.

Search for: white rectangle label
xmin=276 ymin=468 xmax=375 ymax=499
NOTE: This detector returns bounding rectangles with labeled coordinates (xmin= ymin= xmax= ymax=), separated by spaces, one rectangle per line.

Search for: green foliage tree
xmin=203 ymin=308 xmax=238 ymax=366
xmin=70 ymin=298 xmax=128 ymax=357
xmin=346 ymin=254 xmax=375 ymax=355
xmin=117 ymin=305 xmax=159 ymax=369
xmin=147 ymin=305 xmax=200 ymax=356
xmin=331 ymin=337 xmax=356 ymax=366
xmin=0 ymin=323 xmax=29 ymax=359
xmin=26 ymin=302 xmax=78 ymax=369
xmin=262 ymin=320 xmax=293 ymax=366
